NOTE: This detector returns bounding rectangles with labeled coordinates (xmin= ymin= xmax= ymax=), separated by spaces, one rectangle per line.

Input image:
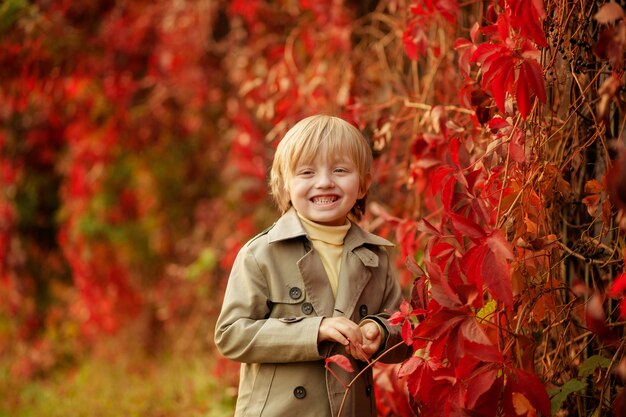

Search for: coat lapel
xmin=297 ymin=249 xmax=335 ymax=317
xmin=267 ymin=208 xmax=394 ymax=320
xmin=333 ymin=224 xmax=393 ymax=319
xmin=332 ymin=248 xmax=373 ymax=318
xmin=268 ymin=208 xmax=335 ymax=317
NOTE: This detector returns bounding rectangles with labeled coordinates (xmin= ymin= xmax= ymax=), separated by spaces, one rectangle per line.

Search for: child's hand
xmin=318 ymin=317 xmax=363 ymax=347
xmin=355 ymin=321 xmax=382 ymax=361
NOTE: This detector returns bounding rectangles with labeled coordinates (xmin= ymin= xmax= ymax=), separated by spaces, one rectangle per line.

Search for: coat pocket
xmin=240 ymin=363 xmax=276 ymax=417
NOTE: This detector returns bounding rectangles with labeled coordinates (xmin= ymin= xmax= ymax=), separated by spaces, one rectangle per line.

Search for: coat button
xmin=359 ymin=304 xmax=368 ymax=318
xmin=366 ymin=385 xmax=372 ymax=397
xmin=301 ymin=302 xmax=314 ymax=315
xmin=294 ymin=386 xmax=307 ymax=399
xmin=289 ymin=287 xmax=302 ymax=300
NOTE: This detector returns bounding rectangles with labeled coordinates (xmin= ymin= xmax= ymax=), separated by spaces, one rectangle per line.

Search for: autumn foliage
xmin=1 ymin=0 xmax=625 ymax=416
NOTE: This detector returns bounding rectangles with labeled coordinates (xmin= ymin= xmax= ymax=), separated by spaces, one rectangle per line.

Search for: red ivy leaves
xmin=465 ymin=0 xmax=548 ymax=119
xmin=403 ymin=0 xmax=460 ymax=59
xmin=508 ymin=0 xmax=548 ymax=47
xmin=517 ymin=58 xmax=546 ymax=117
xmin=471 ymin=42 xmax=546 ymax=119
xmin=403 ymin=19 xmax=430 ymax=60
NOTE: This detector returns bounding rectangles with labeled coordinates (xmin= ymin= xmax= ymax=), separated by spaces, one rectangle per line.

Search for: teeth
xmin=313 ymin=196 xmax=337 ymax=204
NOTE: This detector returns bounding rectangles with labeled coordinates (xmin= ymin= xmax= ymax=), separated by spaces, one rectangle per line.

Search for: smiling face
xmin=288 ymin=155 xmax=371 ymax=226
xmin=270 ymin=115 xmax=374 ymax=220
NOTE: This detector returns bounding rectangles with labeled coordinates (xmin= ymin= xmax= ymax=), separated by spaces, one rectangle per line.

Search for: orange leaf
xmin=585 ymin=179 xmax=604 ymax=194
xmin=512 ymin=392 xmax=537 ymax=416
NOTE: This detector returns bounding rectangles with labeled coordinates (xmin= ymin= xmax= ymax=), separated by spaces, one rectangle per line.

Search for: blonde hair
xmin=269 ymin=115 xmax=372 ymax=220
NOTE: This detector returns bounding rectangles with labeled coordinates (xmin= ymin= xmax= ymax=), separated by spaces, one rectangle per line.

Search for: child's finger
xmin=348 ymin=340 xmax=371 ymax=362
xmin=361 ymin=322 xmax=380 ymax=341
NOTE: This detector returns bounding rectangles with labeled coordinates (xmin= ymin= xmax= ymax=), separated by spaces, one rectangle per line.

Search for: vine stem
xmin=403 ymin=98 xmax=474 ymax=115
xmin=335 ymin=340 xmax=409 ymax=417
xmin=496 ymin=113 xmax=522 ymax=229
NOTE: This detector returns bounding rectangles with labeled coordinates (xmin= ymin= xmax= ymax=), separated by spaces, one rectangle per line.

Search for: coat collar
xmin=268 ymin=208 xmax=394 ymax=319
xmin=267 ymin=207 xmax=394 ymax=250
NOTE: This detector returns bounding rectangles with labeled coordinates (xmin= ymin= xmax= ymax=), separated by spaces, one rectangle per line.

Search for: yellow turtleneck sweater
xmin=298 ymin=213 xmax=350 ymax=297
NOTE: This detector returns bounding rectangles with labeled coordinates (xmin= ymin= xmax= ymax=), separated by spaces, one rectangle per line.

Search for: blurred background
xmin=1 ymin=1 xmax=414 ymax=415
xmin=2 ymin=0 xmax=625 ymax=415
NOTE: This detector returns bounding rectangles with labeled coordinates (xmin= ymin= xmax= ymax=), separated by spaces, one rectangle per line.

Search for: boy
xmin=214 ymin=115 xmax=410 ymax=417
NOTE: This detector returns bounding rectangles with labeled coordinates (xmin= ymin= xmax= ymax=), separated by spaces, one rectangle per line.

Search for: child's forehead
xmin=293 ymin=150 xmax=356 ymax=167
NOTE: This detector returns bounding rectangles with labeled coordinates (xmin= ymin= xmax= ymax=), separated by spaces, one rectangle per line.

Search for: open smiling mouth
xmin=311 ymin=196 xmax=339 ymax=204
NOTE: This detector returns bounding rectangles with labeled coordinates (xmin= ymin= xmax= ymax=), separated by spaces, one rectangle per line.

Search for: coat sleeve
xmin=214 ymin=244 xmax=325 ymax=364
xmin=363 ymin=256 xmax=413 ymax=363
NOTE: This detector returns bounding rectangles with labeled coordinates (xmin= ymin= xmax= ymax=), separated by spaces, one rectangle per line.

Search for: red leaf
xmin=405 ymin=257 xmax=425 ymax=280
xmin=460 ymin=316 xmax=491 ymax=345
xmin=325 ymin=354 xmax=354 ymax=373
xmin=472 ymin=377 xmax=503 ymax=417
xmin=508 ymin=128 xmax=526 ymax=163
xmin=442 ymin=175 xmax=455 ymax=212
xmin=406 ymin=356 xmax=447 ymax=402
xmin=427 ymin=260 xmax=463 ymax=307
xmin=448 ymin=212 xmax=487 ymax=240
xmin=486 ymin=230 xmax=515 ymax=260
xmin=608 ymin=272 xmax=626 ymax=297
xmin=398 ymin=356 xmax=422 ymax=377
xmin=463 ymin=244 xmax=487 ymax=298
xmin=507 ymin=368 xmax=551 ymax=417
xmin=414 ymin=308 xmax=467 ymax=340
xmin=466 ymin=368 xmax=500 ymax=410
xmin=471 ymin=43 xmax=503 ymax=64
xmin=416 ymin=218 xmax=442 ymax=236
xmin=482 ymin=246 xmax=514 ymax=307
xmin=429 ymin=241 xmax=456 ymax=262
xmin=491 ymin=60 xmax=515 ymax=113
xmin=482 ymin=55 xmax=514 ymax=88
xmin=430 ymin=165 xmax=455 ymax=196
xmin=510 ymin=0 xmax=548 ymax=46
xmin=488 ymin=116 xmax=511 ymax=130
xmin=402 ymin=319 xmax=414 ymax=345
xmin=521 ymin=59 xmax=546 ymax=103
xmin=516 ymin=69 xmax=532 ymax=119
xmin=403 ymin=19 xmax=428 ymax=60
xmin=465 ymin=340 xmax=504 ymax=363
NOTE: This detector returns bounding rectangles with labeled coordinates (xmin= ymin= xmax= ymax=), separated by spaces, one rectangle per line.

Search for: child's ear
xmin=359 ymin=174 xmax=372 ymax=198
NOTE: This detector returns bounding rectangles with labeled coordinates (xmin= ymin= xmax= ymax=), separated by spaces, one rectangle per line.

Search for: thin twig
xmin=336 ymin=340 xmax=410 ymax=417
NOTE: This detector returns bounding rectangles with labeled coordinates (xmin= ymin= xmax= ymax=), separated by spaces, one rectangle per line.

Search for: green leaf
xmin=477 ymin=299 xmax=497 ymax=322
xmin=578 ymin=355 xmax=611 ymax=378
xmin=0 ymin=0 xmax=27 ymax=35
xmin=550 ymin=379 xmax=587 ymax=415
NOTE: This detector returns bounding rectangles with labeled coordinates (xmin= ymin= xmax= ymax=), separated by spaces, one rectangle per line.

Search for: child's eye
xmin=334 ymin=167 xmax=349 ymax=173
xmin=297 ymin=169 xmax=314 ymax=176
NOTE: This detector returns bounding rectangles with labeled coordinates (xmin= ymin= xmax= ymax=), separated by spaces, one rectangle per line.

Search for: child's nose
xmin=316 ymin=171 xmax=335 ymax=187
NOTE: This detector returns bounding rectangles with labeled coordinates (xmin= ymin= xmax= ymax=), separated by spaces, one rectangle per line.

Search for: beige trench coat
xmin=214 ymin=208 xmax=411 ymax=417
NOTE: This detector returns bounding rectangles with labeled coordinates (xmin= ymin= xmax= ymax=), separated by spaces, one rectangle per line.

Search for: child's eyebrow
xmin=331 ymin=158 xmax=356 ymax=165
